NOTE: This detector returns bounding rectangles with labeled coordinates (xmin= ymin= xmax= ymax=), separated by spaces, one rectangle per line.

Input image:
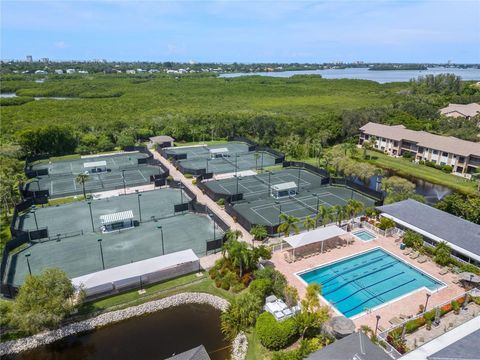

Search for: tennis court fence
xmin=282 ymin=161 xmax=330 ymax=179
xmin=330 ymin=177 xmax=384 ymax=204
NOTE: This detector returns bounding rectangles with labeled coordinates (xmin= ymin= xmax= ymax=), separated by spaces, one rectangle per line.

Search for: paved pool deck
xmin=270 ymin=232 xmax=465 ymax=331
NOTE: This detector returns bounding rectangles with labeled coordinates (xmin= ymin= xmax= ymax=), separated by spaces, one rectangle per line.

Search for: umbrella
xmin=458 ymin=272 xmax=480 ymax=283
xmin=327 ymin=316 xmax=356 ymax=338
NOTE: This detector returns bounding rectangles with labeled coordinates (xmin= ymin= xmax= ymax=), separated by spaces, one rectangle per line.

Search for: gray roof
xmin=307 ymin=332 xmax=391 ymax=360
xmin=165 ymin=345 xmax=211 ymax=360
xmin=150 ymin=135 xmax=175 ymax=143
xmin=377 ymin=199 xmax=480 ymax=259
xmin=427 ymin=328 xmax=480 ymax=360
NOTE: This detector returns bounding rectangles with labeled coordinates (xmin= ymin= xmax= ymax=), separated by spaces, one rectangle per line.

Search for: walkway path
xmin=151 ymin=148 xmax=253 ymax=268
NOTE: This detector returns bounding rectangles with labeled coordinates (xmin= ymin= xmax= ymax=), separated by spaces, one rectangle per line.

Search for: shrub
xmin=402 ymin=230 xmax=424 ymax=250
xmin=249 ymin=278 xmax=272 ymax=298
xmin=441 ymin=165 xmax=453 ymax=173
xmin=405 ymin=317 xmax=425 ymax=334
xmin=256 ymin=312 xmax=299 ymax=350
xmin=378 ymin=217 xmax=395 ymax=230
xmin=423 ymin=310 xmax=436 ymax=322
xmin=216 ymin=198 xmax=225 ymax=206
xmin=221 ymin=280 xmax=230 ymax=291
xmin=166 ymin=175 xmax=174 ymax=182
xmin=184 ymin=173 xmax=193 ymax=179
xmin=192 ymin=179 xmax=197 ymax=185
xmin=253 ymin=267 xmax=287 ymax=299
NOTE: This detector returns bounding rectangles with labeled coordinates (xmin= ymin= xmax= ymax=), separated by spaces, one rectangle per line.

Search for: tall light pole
xmin=157 ymin=225 xmax=165 ymax=255
xmin=268 ymin=171 xmax=272 ymax=195
xmin=235 ymin=154 xmax=238 ymax=177
xmin=25 ymin=253 xmax=32 ymax=275
xmin=236 ymin=175 xmax=240 ymax=195
xmin=297 ymin=167 xmax=301 ymax=192
xmin=206 ymin=158 xmax=210 ymax=173
xmin=313 ymin=193 xmax=320 ymax=215
xmin=98 ymin=238 xmax=105 ymax=270
xmin=261 ymin=152 xmax=264 ymax=171
xmin=31 ymin=209 xmax=39 ymax=230
xmin=424 ymin=293 xmax=431 ymax=312
xmin=180 ymin=183 xmax=184 ymax=209
xmin=375 ymin=315 xmax=381 ymax=337
xmin=136 ymin=191 xmax=142 ymax=222
xmin=275 ymin=201 xmax=282 ymax=224
xmin=122 ymin=169 xmax=126 ymax=195
xmin=210 ymin=212 xmax=216 ymax=240
xmin=88 ymin=201 xmax=95 ymax=232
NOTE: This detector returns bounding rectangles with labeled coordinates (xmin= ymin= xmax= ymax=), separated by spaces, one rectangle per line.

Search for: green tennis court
xmin=31 ymin=152 xmax=149 ymax=176
xmin=7 ymin=188 xmax=223 ymax=287
xmin=164 ymin=141 xmax=280 ymax=174
xmin=231 ymin=185 xmax=376 ymax=228
xmin=29 ymin=165 xmax=163 ymax=197
xmin=205 ymin=168 xmax=324 ymax=200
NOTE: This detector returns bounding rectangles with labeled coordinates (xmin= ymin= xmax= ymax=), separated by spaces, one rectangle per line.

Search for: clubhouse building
xmin=359 ymin=122 xmax=480 ymax=177
xmin=377 ymin=199 xmax=480 ymax=266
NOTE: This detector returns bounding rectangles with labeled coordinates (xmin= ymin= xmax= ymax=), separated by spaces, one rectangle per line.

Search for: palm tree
xmin=332 ymin=205 xmax=346 ymax=226
xmin=75 ymin=172 xmax=90 ymax=199
xmin=346 ymin=199 xmax=364 ymax=222
xmin=303 ymin=216 xmax=316 ymax=231
xmin=250 ymin=225 xmax=268 ymax=244
xmin=315 ymin=206 xmax=333 ymax=227
xmin=222 ymin=239 xmax=250 ymax=277
xmin=277 ymin=213 xmax=300 ymax=236
xmin=225 ymin=229 xmax=242 ymax=242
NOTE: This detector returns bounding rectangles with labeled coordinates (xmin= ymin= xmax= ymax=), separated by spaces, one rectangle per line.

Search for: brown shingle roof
xmin=360 ymin=122 xmax=480 ymax=157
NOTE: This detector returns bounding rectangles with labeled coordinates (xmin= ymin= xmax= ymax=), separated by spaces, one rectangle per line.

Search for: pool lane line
xmin=315 ymin=254 xmax=387 ymax=285
xmin=332 ymin=271 xmax=405 ymax=305
xmin=342 ymin=278 xmax=417 ymax=316
xmin=322 ymin=261 xmax=400 ymax=295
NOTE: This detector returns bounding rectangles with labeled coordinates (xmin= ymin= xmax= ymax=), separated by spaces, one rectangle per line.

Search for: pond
xmin=5 ymin=303 xmax=230 ymax=360
xmin=358 ymin=173 xmax=452 ymax=205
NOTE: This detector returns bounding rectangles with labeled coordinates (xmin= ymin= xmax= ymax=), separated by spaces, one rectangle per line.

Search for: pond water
xmin=5 ymin=303 xmax=230 ymax=360
xmin=220 ymin=67 xmax=480 ymax=83
xmin=0 ymin=93 xmax=80 ymax=100
xmin=360 ymin=173 xmax=452 ymax=205
xmin=0 ymin=93 xmax=17 ymax=98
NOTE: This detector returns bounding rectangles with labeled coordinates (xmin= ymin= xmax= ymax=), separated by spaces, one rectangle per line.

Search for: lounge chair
xmin=389 ymin=317 xmax=402 ymax=325
xmin=439 ymin=268 xmax=449 ymax=275
xmin=403 ymin=248 xmax=413 ymax=255
xmin=417 ymin=255 xmax=428 ymax=263
xmin=409 ymin=251 xmax=420 ymax=259
xmin=452 ymin=278 xmax=460 ymax=284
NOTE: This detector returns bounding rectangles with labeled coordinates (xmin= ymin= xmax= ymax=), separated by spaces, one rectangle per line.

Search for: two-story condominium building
xmin=359 ymin=122 xmax=480 ymax=177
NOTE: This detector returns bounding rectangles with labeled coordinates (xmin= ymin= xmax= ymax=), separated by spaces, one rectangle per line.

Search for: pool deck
xmin=270 ymin=232 xmax=465 ymax=331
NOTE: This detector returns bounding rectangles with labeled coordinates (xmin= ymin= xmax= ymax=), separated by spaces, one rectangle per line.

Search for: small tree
xmin=434 ymin=241 xmax=451 ymax=266
xmin=75 ymin=172 xmax=90 ymax=199
xmin=378 ymin=217 xmax=395 ymax=231
xmin=315 ymin=206 xmax=333 ymax=228
xmin=295 ymin=283 xmax=330 ymax=339
xmin=10 ymin=268 xmax=79 ymax=334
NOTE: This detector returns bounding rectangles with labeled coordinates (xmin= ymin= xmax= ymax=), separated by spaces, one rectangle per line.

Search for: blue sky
xmin=1 ymin=0 xmax=479 ymax=63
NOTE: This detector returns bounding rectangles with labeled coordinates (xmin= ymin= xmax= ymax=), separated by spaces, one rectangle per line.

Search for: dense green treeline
xmin=1 ymin=74 xmax=479 ymax=156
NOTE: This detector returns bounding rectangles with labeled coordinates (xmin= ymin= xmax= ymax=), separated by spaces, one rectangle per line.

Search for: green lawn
xmin=78 ymin=272 xmax=236 ymax=315
xmin=246 ymin=329 xmax=269 ymax=360
xmin=365 ymin=150 xmax=477 ymax=195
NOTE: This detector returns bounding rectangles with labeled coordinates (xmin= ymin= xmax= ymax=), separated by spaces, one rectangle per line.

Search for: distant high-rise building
xmin=26 ymin=55 xmax=33 ymax=63
xmin=40 ymin=58 xmax=49 ymax=63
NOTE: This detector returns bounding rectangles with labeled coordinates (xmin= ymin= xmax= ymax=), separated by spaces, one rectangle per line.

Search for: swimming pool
xmin=353 ymin=230 xmax=376 ymax=241
xmin=298 ymin=248 xmax=444 ymax=318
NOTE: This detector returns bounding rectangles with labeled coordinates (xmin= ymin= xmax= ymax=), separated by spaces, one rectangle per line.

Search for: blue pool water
xmin=353 ymin=230 xmax=376 ymax=241
xmin=299 ymin=248 xmax=444 ymax=317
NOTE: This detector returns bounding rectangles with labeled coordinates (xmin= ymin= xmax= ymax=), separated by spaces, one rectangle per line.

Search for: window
xmin=442 ymin=152 xmax=448 ymax=157
xmin=432 ymin=150 xmax=438 ymax=155
xmin=459 ymin=157 xmax=465 ymax=163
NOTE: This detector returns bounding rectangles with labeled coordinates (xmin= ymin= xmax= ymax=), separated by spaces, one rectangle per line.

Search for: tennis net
xmin=289 ymin=195 xmax=318 ymax=214
xmin=253 ymin=174 xmax=270 ymax=187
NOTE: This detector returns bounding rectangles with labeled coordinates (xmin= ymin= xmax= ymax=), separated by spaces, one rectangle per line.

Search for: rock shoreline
xmin=0 ymin=292 xmax=247 ymax=359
